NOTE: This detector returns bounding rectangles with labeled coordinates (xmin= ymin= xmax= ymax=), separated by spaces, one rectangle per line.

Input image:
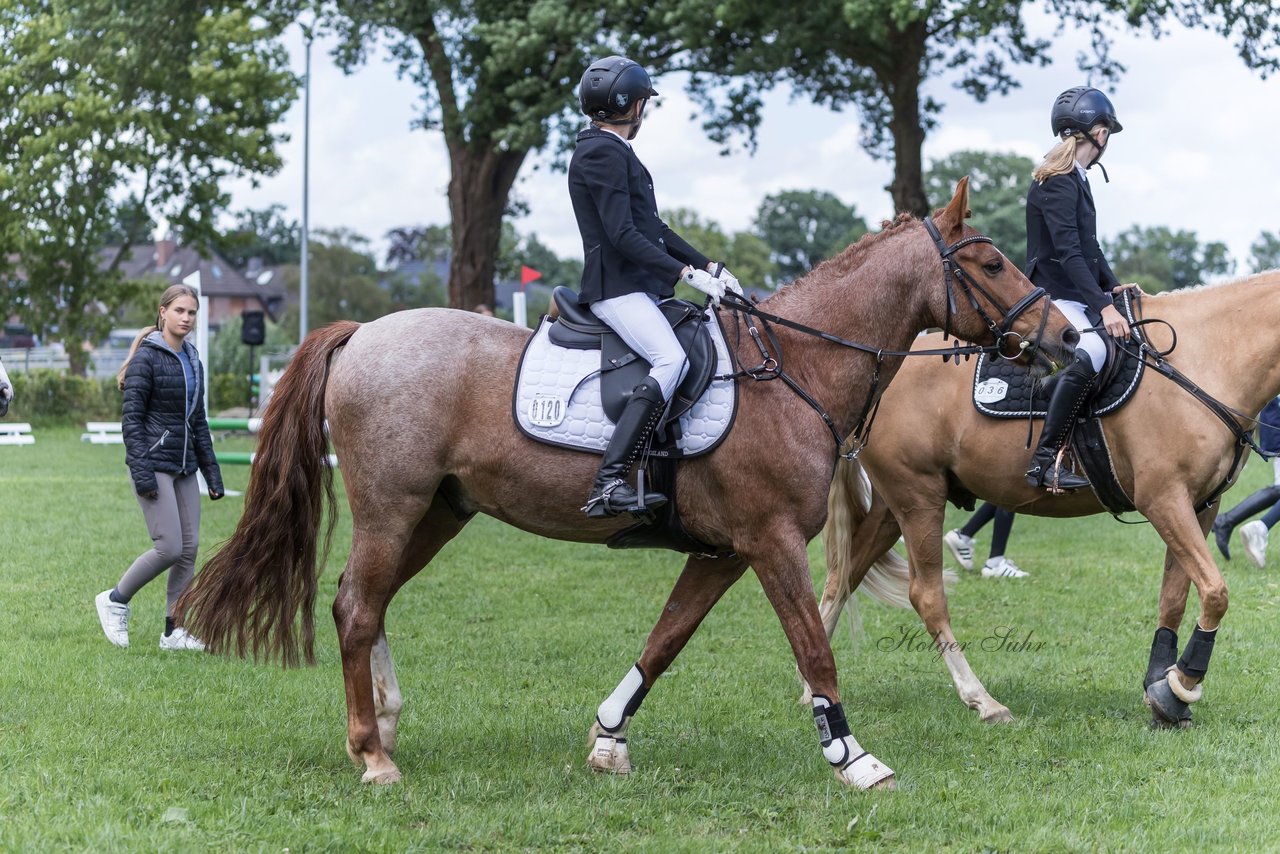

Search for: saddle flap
xmin=971 ymin=291 xmax=1144 ymax=419
xmin=599 ymin=299 xmax=716 ymax=424
xmin=512 ymin=305 xmax=738 ymax=460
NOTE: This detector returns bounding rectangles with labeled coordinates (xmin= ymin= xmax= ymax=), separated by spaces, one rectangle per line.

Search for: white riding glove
xmin=716 ymin=266 xmax=743 ymax=296
xmin=683 ymin=267 xmax=727 ymax=306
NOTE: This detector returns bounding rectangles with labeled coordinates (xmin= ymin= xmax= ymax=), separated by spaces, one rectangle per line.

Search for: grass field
xmin=3 ymin=427 xmax=1280 ymax=851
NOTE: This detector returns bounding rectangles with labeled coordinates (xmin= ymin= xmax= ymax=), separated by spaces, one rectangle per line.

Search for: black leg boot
xmin=583 ymin=378 xmax=669 ymax=518
xmin=1025 ymin=353 xmax=1096 ymax=492
xmin=1211 ymin=485 xmax=1280 ymax=559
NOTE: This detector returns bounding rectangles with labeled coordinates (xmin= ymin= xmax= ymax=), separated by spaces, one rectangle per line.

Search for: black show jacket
xmin=1024 ymin=170 xmax=1120 ymax=315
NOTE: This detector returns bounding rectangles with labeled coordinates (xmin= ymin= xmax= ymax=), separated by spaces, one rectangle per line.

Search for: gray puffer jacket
xmin=121 ymin=333 xmax=223 ymax=496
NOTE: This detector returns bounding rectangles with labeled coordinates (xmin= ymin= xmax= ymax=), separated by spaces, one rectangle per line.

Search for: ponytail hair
xmin=1032 ymin=133 xmax=1085 ymax=183
xmin=116 ymin=284 xmax=200 ymax=390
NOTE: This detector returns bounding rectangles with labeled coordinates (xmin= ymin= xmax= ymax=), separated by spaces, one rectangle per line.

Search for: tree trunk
xmin=883 ymin=24 xmax=930 ymax=218
xmin=446 ymin=144 xmax=528 ymax=311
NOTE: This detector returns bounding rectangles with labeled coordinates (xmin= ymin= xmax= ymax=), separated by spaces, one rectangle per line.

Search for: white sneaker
xmin=1240 ymin=520 xmax=1269 ymax=569
xmin=943 ymin=529 xmax=975 ymax=571
xmin=159 ymin=627 xmax=206 ymax=652
xmin=981 ymin=556 xmax=1029 ymax=579
xmin=94 ymin=589 xmax=130 ymax=648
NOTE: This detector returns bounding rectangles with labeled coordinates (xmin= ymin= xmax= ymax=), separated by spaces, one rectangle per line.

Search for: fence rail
xmin=0 ymin=347 xmax=129 ymax=379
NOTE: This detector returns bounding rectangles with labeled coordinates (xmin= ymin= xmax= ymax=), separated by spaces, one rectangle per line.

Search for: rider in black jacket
xmin=568 ymin=56 xmax=740 ymax=518
xmin=1023 ymin=87 xmax=1139 ymax=492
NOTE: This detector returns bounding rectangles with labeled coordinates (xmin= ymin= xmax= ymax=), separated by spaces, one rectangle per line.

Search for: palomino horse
xmin=0 ymin=354 xmax=12 ymax=418
xmin=815 ymin=272 xmax=1280 ymax=736
xmin=178 ymin=181 xmax=1077 ymax=790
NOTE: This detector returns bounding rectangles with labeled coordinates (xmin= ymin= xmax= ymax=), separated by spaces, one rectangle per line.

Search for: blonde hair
xmin=116 ymin=284 xmax=200 ymax=390
xmin=1032 ymin=133 xmax=1086 ymax=182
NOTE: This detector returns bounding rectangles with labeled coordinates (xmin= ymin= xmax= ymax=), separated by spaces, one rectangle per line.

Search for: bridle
xmin=717 ymin=216 xmax=1057 ymax=458
xmin=922 ymin=216 xmax=1050 ymax=363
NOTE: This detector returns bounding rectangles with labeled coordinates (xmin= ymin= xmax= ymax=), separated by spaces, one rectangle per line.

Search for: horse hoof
xmin=586 ymin=733 xmax=632 ymax=775
xmin=1149 ymin=713 xmax=1194 ymax=731
xmin=980 ymin=705 xmax=1013 ymax=723
xmin=1144 ymin=678 xmax=1192 ymax=727
xmin=361 ymin=767 xmax=402 ymax=785
xmin=834 ymin=753 xmax=895 ymax=790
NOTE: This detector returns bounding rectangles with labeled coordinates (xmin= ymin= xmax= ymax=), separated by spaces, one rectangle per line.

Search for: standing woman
xmin=95 ymin=284 xmax=224 ymax=650
xmin=1023 ymin=86 xmax=1139 ymax=492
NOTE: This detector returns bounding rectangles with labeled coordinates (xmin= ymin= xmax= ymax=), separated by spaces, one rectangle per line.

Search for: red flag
xmin=520 ymin=265 xmax=542 ymax=287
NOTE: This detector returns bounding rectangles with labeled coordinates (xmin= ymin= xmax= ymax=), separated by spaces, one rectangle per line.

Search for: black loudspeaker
xmin=241 ymin=310 xmax=266 ymax=346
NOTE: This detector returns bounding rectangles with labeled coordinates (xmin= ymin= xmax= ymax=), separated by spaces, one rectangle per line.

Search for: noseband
xmin=923 ymin=216 xmax=1050 ymax=361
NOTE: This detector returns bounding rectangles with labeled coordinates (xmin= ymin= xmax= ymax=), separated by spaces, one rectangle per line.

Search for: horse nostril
xmin=1062 ymin=327 xmax=1080 ymax=348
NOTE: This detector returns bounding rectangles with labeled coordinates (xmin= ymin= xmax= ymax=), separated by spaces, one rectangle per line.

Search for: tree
xmin=506 ymin=232 xmax=583 ymax=290
xmin=661 ymin=208 xmax=778 ymax=293
xmin=685 ymin=1 xmax=1280 ymax=216
xmin=321 ymin=0 xmax=685 ymax=313
xmin=0 ymin=1 xmax=296 ymax=374
xmin=214 ymin=204 xmax=302 ymax=269
xmin=277 ymin=229 xmax=393 ymax=327
xmin=752 ymin=190 xmax=867 ymax=285
xmin=1105 ymin=225 xmax=1234 ymax=292
xmin=1250 ymin=231 xmax=1280 ymax=273
xmin=925 ymin=150 xmax=1035 ymax=264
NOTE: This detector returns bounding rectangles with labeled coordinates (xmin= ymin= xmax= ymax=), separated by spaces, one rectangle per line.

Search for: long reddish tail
xmin=179 ymin=321 xmax=360 ymax=666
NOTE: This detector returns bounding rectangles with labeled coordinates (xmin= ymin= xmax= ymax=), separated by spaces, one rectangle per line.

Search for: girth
xmin=549 ymin=286 xmax=716 ymax=426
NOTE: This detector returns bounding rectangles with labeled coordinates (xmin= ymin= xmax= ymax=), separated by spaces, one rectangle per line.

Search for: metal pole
xmin=300 ymin=24 xmax=312 ymax=345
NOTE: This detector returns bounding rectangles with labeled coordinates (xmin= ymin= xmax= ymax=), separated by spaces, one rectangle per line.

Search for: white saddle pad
xmin=513 ymin=312 xmax=738 ymax=458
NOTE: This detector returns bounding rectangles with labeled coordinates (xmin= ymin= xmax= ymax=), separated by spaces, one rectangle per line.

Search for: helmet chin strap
xmin=1082 ymin=131 xmax=1110 ymax=183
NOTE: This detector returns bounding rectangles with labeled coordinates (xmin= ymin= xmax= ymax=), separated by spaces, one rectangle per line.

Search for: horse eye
xmin=983 ymin=260 xmax=1004 ymax=275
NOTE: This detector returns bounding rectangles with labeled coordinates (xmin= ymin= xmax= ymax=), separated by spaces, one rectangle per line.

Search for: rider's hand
xmin=714 ymin=265 xmax=743 ymax=296
xmin=1100 ymin=304 xmax=1131 ymax=339
xmin=682 ymin=267 xmax=727 ymax=306
xmin=1112 ymin=281 xmax=1144 ymax=294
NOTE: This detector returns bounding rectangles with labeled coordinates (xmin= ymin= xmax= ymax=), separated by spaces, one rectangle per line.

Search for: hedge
xmin=5 ymin=370 xmax=249 ymax=426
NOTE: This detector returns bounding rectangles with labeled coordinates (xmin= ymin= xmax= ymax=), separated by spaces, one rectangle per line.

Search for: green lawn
xmin=2 ymin=427 xmax=1279 ymax=851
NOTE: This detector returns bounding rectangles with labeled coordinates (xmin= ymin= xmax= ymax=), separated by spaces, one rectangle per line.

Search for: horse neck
xmin=1155 ymin=272 xmax=1280 ymax=415
xmin=748 ymin=229 xmax=930 ymax=431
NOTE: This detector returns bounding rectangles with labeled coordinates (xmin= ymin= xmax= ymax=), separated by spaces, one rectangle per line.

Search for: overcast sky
xmin=225 ymin=12 xmax=1280 ymax=280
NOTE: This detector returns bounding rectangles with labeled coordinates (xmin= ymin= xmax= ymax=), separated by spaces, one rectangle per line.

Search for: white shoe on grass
xmin=95 ymin=589 xmax=130 ymax=648
xmin=943 ymin=529 xmax=975 ymax=571
xmin=981 ymin=556 xmax=1028 ymax=579
xmin=1240 ymin=520 xmax=1269 ymax=569
xmin=159 ymin=627 xmax=206 ymax=651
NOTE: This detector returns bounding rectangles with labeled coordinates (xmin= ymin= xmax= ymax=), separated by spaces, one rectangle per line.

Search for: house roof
xmin=108 ymin=244 xmax=287 ymax=303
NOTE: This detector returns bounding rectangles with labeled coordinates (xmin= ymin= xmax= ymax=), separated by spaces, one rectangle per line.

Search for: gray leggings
xmin=116 ymin=471 xmax=201 ymax=615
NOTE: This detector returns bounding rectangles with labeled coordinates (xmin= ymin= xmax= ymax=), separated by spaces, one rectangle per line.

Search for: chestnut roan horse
xmin=178 ymin=181 xmax=1076 ymax=790
xmin=815 ymin=271 xmax=1280 ymax=738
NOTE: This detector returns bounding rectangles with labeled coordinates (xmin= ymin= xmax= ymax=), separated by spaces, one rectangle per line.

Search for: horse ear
xmin=937 ymin=176 xmax=972 ymax=234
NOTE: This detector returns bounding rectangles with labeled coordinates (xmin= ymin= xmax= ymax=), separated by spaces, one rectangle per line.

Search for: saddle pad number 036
xmin=513 ymin=315 xmax=737 ymax=458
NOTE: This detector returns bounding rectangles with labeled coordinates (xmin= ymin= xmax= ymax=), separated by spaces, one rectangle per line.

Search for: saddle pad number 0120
xmin=513 ymin=315 xmax=737 ymax=458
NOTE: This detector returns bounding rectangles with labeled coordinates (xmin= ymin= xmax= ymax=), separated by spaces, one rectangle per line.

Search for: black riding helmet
xmin=1052 ymin=86 xmax=1121 ymax=181
xmin=579 ymin=56 xmax=657 ymax=123
xmin=1051 ymin=86 xmax=1123 ymax=137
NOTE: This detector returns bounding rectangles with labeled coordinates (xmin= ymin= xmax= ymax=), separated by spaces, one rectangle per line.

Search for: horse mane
xmin=764 ymin=213 xmax=920 ymax=309
xmin=1145 ymin=268 xmax=1280 ymax=300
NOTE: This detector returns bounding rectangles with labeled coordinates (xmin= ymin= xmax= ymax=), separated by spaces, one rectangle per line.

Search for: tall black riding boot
xmin=1025 ymin=352 xmax=1097 ymax=492
xmin=1212 ymin=485 xmax=1280 ymax=559
xmin=583 ymin=378 xmax=669 ymax=518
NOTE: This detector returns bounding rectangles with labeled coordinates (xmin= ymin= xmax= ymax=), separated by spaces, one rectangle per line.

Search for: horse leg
xmin=748 ymin=533 xmax=895 ymax=789
xmin=587 ymin=555 xmax=748 ymax=775
xmin=370 ymin=629 xmax=403 ymax=754
xmin=899 ymin=509 xmax=1012 ymax=723
xmin=338 ymin=492 xmax=470 ymax=784
xmin=1143 ymin=502 xmax=1220 ymax=729
xmin=801 ymin=493 xmax=903 ymax=704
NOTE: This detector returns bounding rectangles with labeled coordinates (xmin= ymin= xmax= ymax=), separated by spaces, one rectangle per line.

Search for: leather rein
xmin=1106 ymin=292 xmax=1276 ymax=510
xmin=717 ymin=215 xmax=1051 ymax=459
